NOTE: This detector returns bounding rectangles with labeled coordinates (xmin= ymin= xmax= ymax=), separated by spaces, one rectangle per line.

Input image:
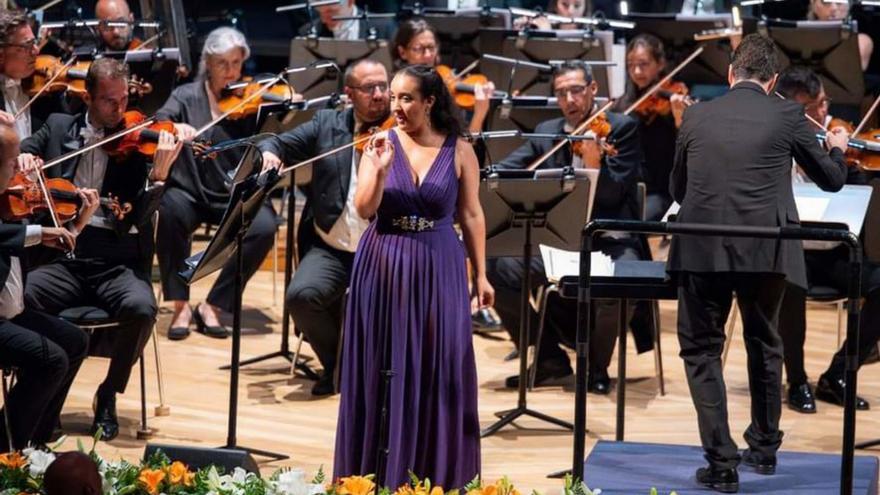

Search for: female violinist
xmin=390 ymin=18 xmax=495 ymax=135
xmin=154 ymin=26 xmax=279 ymax=341
xmin=614 ymin=33 xmax=691 ymax=221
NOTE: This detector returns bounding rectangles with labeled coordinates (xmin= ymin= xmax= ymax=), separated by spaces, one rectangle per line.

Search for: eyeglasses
xmin=806 ymin=96 xmax=832 ymax=111
xmin=2 ymin=38 xmax=38 ymax=50
xmin=350 ymin=83 xmax=389 ymax=94
xmin=407 ymin=44 xmax=437 ymax=54
xmin=553 ymin=85 xmax=588 ymax=99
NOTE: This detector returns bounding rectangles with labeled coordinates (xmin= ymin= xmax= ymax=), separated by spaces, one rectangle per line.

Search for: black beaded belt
xmin=381 ymin=215 xmax=451 ymax=233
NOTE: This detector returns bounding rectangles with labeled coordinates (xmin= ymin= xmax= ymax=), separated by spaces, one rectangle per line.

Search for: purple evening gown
xmin=333 ymin=130 xmax=480 ymax=489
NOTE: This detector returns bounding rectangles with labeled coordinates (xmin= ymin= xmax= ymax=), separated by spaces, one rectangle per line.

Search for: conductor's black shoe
xmin=504 ymin=361 xmax=573 ymax=389
xmin=587 ymin=369 xmax=611 ymax=395
xmin=742 ymin=449 xmax=776 ymax=475
xmin=472 ymin=308 xmax=501 ymax=331
xmin=91 ymin=390 xmax=119 ymax=441
xmin=696 ymin=466 xmax=739 ymax=493
xmin=816 ymin=374 xmax=870 ymax=410
xmin=193 ymin=305 xmax=229 ymax=339
xmin=787 ymin=383 xmax=817 ymax=414
xmin=311 ymin=373 xmax=336 ymax=397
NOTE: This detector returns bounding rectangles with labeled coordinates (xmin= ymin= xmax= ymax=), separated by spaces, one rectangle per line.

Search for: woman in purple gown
xmin=333 ymin=65 xmax=493 ymax=489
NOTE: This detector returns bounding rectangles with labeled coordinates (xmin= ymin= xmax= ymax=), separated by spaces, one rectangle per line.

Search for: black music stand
xmin=484 ymin=99 xmax=560 ymax=164
xmin=754 ymin=19 xmax=865 ymax=109
xmin=479 ymin=167 xmax=596 ymax=437
xmin=403 ymin=9 xmax=506 ymax=70
xmin=118 ymin=48 xmax=181 ymax=115
xmin=479 ymin=28 xmax=613 ymax=97
xmin=287 ymin=38 xmax=392 ymax=99
xmin=181 ymin=146 xmax=288 ymax=461
xmin=626 ymin=13 xmax=732 ymax=85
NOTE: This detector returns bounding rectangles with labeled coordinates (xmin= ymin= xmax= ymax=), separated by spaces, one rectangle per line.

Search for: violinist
xmin=18 ymin=57 xmax=182 ymax=441
xmin=155 ymin=27 xmax=277 ymax=341
xmin=259 ymin=58 xmax=390 ymax=397
xmin=0 ymin=121 xmax=95 ymax=451
xmin=95 ymin=0 xmax=137 ymax=52
xmin=808 ymin=0 xmax=873 ymax=71
xmin=614 ymin=33 xmax=690 ymax=221
xmin=390 ymin=19 xmax=493 ymax=135
xmin=774 ymin=66 xmax=880 ymax=415
xmin=488 ymin=61 xmax=650 ymax=394
xmin=298 ymin=0 xmax=397 ymax=40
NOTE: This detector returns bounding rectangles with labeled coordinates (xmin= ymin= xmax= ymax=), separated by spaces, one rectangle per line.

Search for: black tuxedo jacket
xmin=498 ymin=112 xmax=644 ymax=221
xmin=259 ymin=107 xmax=358 ymax=254
xmin=667 ymin=81 xmax=848 ymax=288
xmin=0 ymin=223 xmax=25 ymax=290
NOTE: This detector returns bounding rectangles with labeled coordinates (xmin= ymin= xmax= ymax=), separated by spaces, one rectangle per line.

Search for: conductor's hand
xmin=826 ymin=127 xmax=850 ymax=154
xmin=475 ymin=275 xmax=495 ymax=309
xmin=41 ymin=226 xmax=76 ymax=251
xmin=261 ymin=150 xmax=282 ymax=174
xmin=364 ymin=132 xmax=393 ymax=175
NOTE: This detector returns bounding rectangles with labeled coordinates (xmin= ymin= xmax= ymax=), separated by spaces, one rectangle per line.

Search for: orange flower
xmin=337 ymin=475 xmax=375 ymax=495
xmin=138 ymin=468 xmax=166 ymax=495
xmin=468 ymin=486 xmax=496 ymax=495
xmin=166 ymin=461 xmax=194 ymax=486
xmin=429 ymin=486 xmax=444 ymax=495
xmin=0 ymin=452 xmax=26 ymax=469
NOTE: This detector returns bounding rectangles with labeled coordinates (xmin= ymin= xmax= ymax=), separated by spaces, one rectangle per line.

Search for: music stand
xmin=287 ymin=38 xmax=392 ymax=99
xmin=484 ymin=98 xmax=561 ymax=164
xmin=626 ymin=13 xmax=732 ymax=85
xmin=181 ymin=146 xmax=288 ymax=461
xmin=753 ymin=19 xmax=865 ymax=107
xmin=411 ymin=10 xmax=507 ymax=70
xmin=479 ymin=28 xmax=614 ymax=98
xmin=116 ymin=48 xmax=181 ymax=115
xmin=479 ymin=167 xmax=597 ymax=437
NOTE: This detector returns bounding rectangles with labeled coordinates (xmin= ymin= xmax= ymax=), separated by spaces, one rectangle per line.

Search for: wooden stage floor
xmin=49 ymin=266 xmax=880 ymax=492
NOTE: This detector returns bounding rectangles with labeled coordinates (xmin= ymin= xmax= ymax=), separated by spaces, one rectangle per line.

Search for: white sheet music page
xmin=539 ymin=244 xmax=614 ymax=284
xmin=794 ymin=196 xmax=830 ymax=222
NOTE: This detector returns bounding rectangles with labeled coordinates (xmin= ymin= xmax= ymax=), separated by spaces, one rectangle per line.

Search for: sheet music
xmin=794 ymin=196 xmax=830 ymax=222
xmin=539 ymin=244 xmax=614 ymax=283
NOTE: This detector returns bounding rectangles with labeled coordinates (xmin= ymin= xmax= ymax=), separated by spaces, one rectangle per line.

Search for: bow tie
xmin=79 ymin=126 xmax=105 ymax=144
xmin=3 ymin=77 xmax=20 ymax=90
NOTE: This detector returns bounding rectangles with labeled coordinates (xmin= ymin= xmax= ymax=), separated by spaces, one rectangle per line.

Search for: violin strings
xmin=16 ymin=57 xmax=77 ymax=120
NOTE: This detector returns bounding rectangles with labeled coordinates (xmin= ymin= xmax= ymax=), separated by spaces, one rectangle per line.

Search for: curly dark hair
xmin=775 ymin=65 xmax=822 ymax=100
xmin=731 ymin=33 xmax=779 ymax=83
xmin=390 ymin=18 xmax=438 ymax=69
xmin=0 ymin=9 xmax=30 ymax=44
xmin=395 ymin=65 xmax=463 ymax=137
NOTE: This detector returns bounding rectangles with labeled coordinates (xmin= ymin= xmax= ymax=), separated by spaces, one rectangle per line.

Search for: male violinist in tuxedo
xmin=17 ymin=57 xmax=182 ymax=441
xmin=0 ymin=121 xmax=99 ymax=450
xmin=259 ymin=58 xmax=391 ymax=396
xmin=668 ymin=34 xmax=849 ymax=492
xmin=487 ymin=60 xmax=651 ymax=395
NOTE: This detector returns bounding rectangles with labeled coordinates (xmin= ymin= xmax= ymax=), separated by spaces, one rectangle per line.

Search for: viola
xmin=102 ymin=110 xmax=211 ymax=159
xmin=354 ymin=115 xmax=395 ymax=153
xmin=436 ymin=65 xmax=500 ymax=111
xmin=632 ymin=80 xmax=692 ymax=122
xmin=0 ymin=173 xmax=131 ymax=222
xmin=218 ymin=77 xmax=298 ymax=120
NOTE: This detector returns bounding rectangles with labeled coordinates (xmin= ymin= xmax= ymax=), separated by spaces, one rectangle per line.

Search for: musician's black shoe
xmin=787 ymin=383 xmax=817 ymax=414
xmin=91 ymin=389 xmax=119 ymax=441
xmin=472 ymin=308 xmax=502 ymax=332
xmin=742 ymin=448 xmax=776 ymax=475
xmin=588 ymin=369 xmax=611 ymax=395
xmin=504 ymin=360 xmax=573 ymax=389
xmin=193 ymin=304 xmax=229 ymax=339
xmin=816 ymin=374 xmax=870 ymax=410
xmin=696 ymin=466 xmax=739 ymax=493
xmin=311 ymin=372 xmax=336 ymax=397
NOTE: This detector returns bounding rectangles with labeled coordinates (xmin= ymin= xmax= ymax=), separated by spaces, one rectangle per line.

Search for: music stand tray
xmin=479 ymin=167 xmax=597 ymax=437
xmin=288 ymin=38 xmax=392 ymax=99
xmin=484 ymin=101 xmax=561 ymax=165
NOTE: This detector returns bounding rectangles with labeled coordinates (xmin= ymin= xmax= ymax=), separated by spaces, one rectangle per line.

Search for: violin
xmin=632 ymin=80 xmax=693 ymax=123
xmin=571 ymin=112 xmax=618 ymax=160
xmin=354 ymin=115 xmax=395 ymax=152
xmin=102 ymin=110 xmax=211 ymax=159
xmin=436 ymin=65 xmax=499 ymax=111
xmin=25 ymin=55 xmax=152 ymax=100
xmin=0 ymin=173 xmax=131 ymax=222
xmin=218 ymin=77 xmax=298 ymax=120
xmin=827 ymin=118 xmax=880 ymax=170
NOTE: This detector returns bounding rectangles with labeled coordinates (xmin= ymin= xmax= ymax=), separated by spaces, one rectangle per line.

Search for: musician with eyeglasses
xmin=296 ymin=0 xmax=396 ymax=40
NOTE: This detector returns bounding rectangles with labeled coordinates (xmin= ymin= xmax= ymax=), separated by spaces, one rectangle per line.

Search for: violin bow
xmin=774 ymin=91 xmax=828 ymax=131
xmin=452 ymin=59 xmax=481 ymax=82
xmin=623 ymin=46 xmax=704 ymax=116
xmin=30 ymin=168 xmax=74 ymax=255
xmin=278 ymin=134 xmax=376 ymax=176
xmin=15 ymin=57 xmax=77 ymax=120
xmin=193 ymin=72 xmax=286 ymax=139
xmin=853 ymin=93 xmax=880 ymax=135
xmin=41 ymin=118 xmax=156 ymax=171
xmin=135 ymin=31 xmax=164 ymax=50
xmin=524 ymin=99 xmax=616 ymax=172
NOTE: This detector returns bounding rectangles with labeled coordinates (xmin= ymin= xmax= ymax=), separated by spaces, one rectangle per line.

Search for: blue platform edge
xmin=583 ymin=440 xmax=879 ymax=494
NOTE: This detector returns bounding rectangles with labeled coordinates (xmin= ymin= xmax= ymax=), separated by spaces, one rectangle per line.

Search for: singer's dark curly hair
xmin=395 ymin=64 xmax=463 ymax=137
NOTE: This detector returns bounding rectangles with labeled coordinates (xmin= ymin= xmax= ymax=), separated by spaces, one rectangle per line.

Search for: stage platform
xmin=583 ymin=440 xmax=879 ymax=494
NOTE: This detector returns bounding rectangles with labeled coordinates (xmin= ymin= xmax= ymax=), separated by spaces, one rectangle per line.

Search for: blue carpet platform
xmin=583 ymin=441 xmax=879 ymax=494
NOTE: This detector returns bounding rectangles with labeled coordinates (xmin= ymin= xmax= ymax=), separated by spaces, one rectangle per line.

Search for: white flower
xmin=271 ymin=469 xmax=325 ymax=495
xmin=23 ymin=449 xmax=55 ymax=477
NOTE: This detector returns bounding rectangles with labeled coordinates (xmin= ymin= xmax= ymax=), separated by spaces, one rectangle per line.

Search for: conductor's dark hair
xmin=775 ymin=65 xmax=822 ymax=100
xmin=85 ymin=57 xmax=129 ymax=96
xmin=395 ymin=65 xmax=463 ymax=137
xmin=390 ymin=18 xmax=438 ymax=69
xmin=730 ymin=33 xmax=779 ymax=83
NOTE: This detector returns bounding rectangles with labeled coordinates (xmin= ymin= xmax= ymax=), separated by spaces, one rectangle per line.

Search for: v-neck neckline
xmin=393 ymin=130 xmax=448 ymax=192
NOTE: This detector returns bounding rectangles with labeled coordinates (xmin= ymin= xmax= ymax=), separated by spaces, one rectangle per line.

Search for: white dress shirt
xmin=1 ymin=75 xmax=31 ymax=139
xmin=332 ymin=5 xmax=360 ymax=41
xmin=0 ymin=225 xmax=42 ymax=320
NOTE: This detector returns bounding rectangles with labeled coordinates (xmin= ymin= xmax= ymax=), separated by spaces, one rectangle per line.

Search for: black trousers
xmin=677 ymin=272 xmax=786 ymax=470
xmin=0 ymin=309 xmax=88 ymax=450
xmin=156 ymin=187 xmax=277 ymax=312
xmin=486 ymin=236 xmax=653 ymax=373
xmin=24 ymin=258 xmax=156 ymax=395
xmin=778 ymin=246 xmax=880 ymax=384
xmin=286 ymin=235 xmax=355 ymax=376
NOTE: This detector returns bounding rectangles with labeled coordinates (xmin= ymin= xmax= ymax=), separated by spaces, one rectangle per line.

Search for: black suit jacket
xmin=667 ymin=81 xmax=848 ymax=288
xmin=258 ymin=108 xmax=357 ymax=254
xmin=498 ymin=112 xmax=644 ymax=221
xmin=0 ymin=223 xmax=25 ymax=290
